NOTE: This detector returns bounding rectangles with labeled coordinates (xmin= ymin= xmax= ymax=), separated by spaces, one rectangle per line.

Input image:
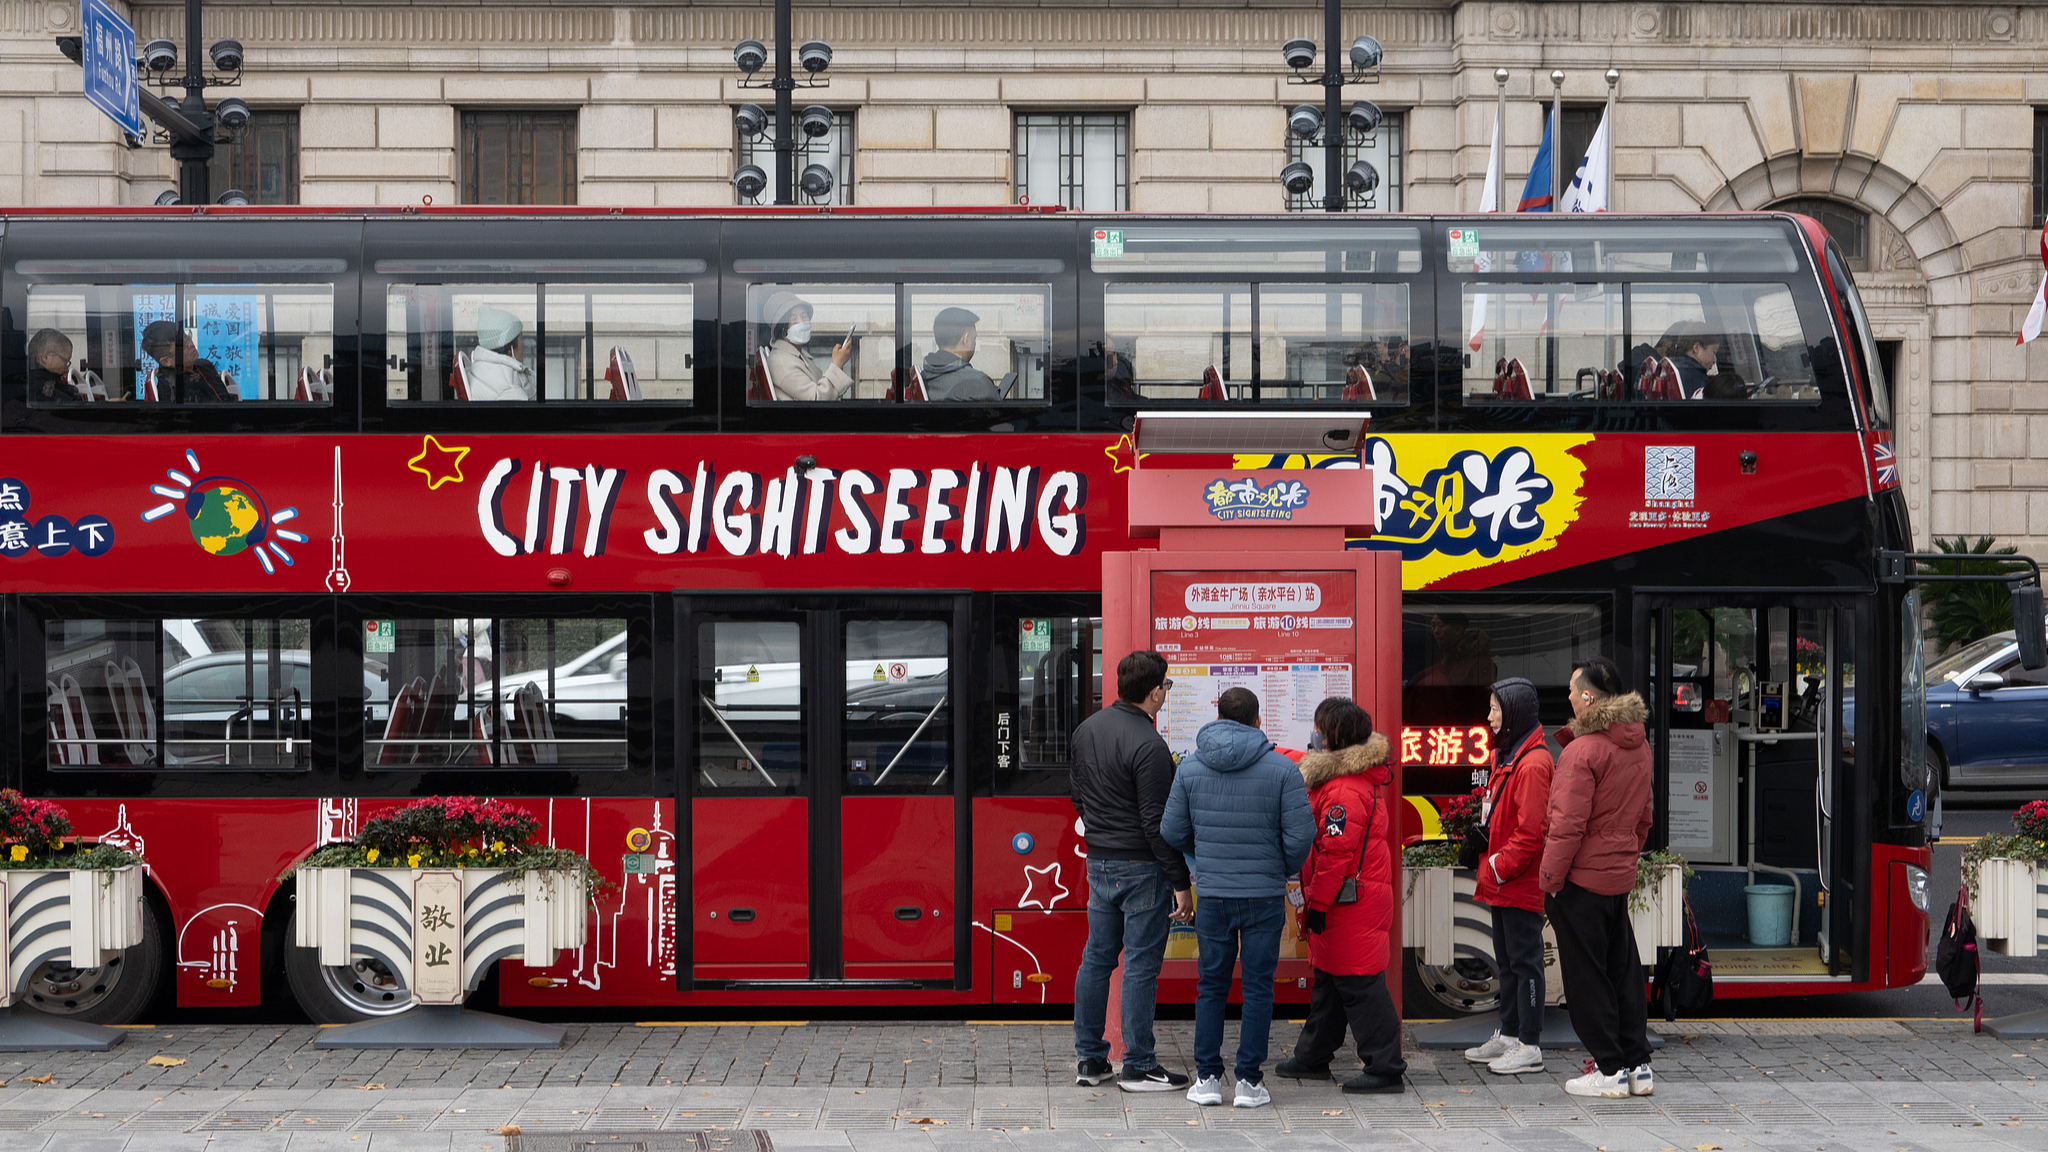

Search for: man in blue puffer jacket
xmin=1161 ymin=687 xmax=1314 ymax=1109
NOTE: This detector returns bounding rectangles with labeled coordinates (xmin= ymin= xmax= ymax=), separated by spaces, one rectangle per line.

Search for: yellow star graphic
xmin=408 ymin=434 xmax=470 ymax=490
xmin=1104 ymin=434 xmax=1149 ymax=474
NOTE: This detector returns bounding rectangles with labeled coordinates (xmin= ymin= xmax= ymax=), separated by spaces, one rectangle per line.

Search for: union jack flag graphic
xmin=1871 ymin=435 xmax=1897 ymax=489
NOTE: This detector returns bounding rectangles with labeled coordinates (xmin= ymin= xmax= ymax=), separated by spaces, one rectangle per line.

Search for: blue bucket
xmin=1745 ymin=884 xmax=1795 ymax=946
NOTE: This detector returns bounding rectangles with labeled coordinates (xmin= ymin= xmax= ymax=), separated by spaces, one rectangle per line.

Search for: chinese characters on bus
xmin=1396 ymin=725 xmax=1493 ymax=768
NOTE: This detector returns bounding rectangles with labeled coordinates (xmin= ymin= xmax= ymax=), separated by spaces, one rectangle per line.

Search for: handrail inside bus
xmin=871 ymin=692 xmax=949 ymax=788
xmin=698 ymin=694 xmax=779 ymax=789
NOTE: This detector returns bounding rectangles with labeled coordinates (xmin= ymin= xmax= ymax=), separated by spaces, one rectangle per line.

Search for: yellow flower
xmin=52 ymin=839 xmax=63 ymax=850
xmin=491 ymin=841 xmax=505 ymax=855
xmin=365 ymin=848 xmax=379 ymax=864
xmin=8 ymin=846 xmax=24 ymax=863
xmin=407 ymin=853 xmax=421 ymax=868
xmin=466 ymin=847 xmax=479 ymax=858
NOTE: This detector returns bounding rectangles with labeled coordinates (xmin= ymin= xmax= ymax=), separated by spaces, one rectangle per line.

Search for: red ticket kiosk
xmin=1101 ymin=414 xmax=1405 ymax=1014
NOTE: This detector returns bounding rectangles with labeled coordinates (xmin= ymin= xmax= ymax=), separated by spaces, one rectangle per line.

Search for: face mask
xmin=786 ymin=323 xmax=812 ymax=345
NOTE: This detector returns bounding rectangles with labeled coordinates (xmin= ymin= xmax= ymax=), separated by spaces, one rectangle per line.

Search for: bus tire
xmin=1402 ymin=871 xmax=1501 ymax=1018
xmin=283 ymin=906 xmax=414 ymax=1024
xmin=20 ymin=895 xmax=165 ymax=1025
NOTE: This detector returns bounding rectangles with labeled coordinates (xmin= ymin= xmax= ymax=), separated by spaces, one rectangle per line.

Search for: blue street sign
xmin=79 ymin=0 xmax=143 ymax=138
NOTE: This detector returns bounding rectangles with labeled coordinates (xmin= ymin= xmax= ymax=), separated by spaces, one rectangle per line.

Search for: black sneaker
xmin=1076 ymin=1058 xmax=1114 ymax=1086
xmin=1274 ymin=1058 xmax=1332 ymax=1079
xmin=1118 ymin=1065 xmax=1192 ymax=1092
xmin=1340 ymin=1071 xmax=1407 ymax=1094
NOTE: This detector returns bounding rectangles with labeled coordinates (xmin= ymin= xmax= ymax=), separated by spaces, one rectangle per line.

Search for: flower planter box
xmin=1629 ymin=863 xmax=1686 ymax=965
xmin=1402 ymin=865 xmax=1454 ymax=967
xmin=1973 ymin=857 xmax=2046 ymax=958
xmin=297 ymin=866 xmax=586 ymax=1005
xmin=0 ymin=865 xmax=144 ymax=1051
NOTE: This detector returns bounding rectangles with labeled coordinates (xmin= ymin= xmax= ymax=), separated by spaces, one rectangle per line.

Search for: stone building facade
xmin=2 ymin=0 xmax=2044 ymax=553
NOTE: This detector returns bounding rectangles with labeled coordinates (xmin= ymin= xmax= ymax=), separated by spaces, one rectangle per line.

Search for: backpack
xmin=1651 ymin=899 xmax=1713 ymax=1021
xmin=1936 ymin=884 xmax=1983 ymax=1031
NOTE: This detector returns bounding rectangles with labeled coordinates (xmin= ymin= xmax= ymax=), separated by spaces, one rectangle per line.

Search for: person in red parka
xmin=1462 ymin=677 xmax=1554 ymax=1076
xmin=1273 ymin=699 xmax=1407 ymax=1094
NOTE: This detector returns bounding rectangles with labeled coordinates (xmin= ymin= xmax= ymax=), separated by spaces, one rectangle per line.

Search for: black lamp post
xmin=1277 ymin=13 xmax=1383 ymax=212
xmin=55 ymin=0 xmax=247 ymax=205
xmin=730 ymin=0 xmax=834 ymax=205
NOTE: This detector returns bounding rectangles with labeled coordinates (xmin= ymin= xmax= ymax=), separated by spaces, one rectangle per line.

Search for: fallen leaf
xmin=1427 ymin=1101 xmax=1446 ymax=1108
xmin=497 ymin=1124 xmax=522 ymax=1136
xmin=354 ymin=1083 xmax=386 ymax=1091
xmin=18 ymin=1076 xmax=51 ymax=1085
xmin=1322 ymin=1110 xmax=1345 ymax=1116
xmin=1694 ymin=1144 xmax=1722 ymax=1151
xmin=1457 ymin=1088 xmax=1474 ymax=1094
xmin=146 ymin=1056 xmax=186 ymax=1068
xmin=1185 ymin=1120 xmax=1199 ymax=1126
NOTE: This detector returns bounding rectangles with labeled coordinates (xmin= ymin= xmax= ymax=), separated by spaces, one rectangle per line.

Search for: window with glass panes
xmin=1014 ymin=112 xmax=1128 ymax=211
xmin=2034 ymin=109 xmax=2048 ymax=229
xmin=1285 ymin=111 xmax=1403 ymax=212
xmin=737 ymin=109 xmax=855 ymax=205
xmin=207 ymin=110 xmax=299 ymax=205
xmin=462 ymin=110 xmax=578 ymax=205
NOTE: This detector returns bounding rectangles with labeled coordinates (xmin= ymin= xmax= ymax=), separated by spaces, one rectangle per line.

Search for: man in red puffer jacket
xmin=1540 ymin=657 xmax=1654 ymax=1101
xmin=1273 ymin=700 xmax=1406 ymax=1094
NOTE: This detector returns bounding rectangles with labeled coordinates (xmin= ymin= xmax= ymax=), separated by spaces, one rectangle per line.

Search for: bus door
xmin=679 ymin=595 xmax=969 ymax=989
xmin=1641 ymin=597 xmax=1863 ymax=980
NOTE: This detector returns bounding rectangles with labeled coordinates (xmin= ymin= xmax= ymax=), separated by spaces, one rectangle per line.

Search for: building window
xmin=1285 ymin=111 xmax=1403 ymax=212
xmin=1014 ymin=112 xmax=1128 ymax=211
xmin=1773 ymin=197 xmax=1867 ymax=263
xmin=461 ymin=111 xmax=577 ymax=206
xmin=207 ymin=110 xmax=298 ymax=205
xmin=2034 ymin=109 xmax=2047 ymax=229
xmin=1559 ymin=104 xmax=1605 ymax=186
xmin=737 ymin=109 xmax=855 ymax=206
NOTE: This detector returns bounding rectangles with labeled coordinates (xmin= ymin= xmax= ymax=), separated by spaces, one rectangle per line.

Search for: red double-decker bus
xmin=0 ymin=206 xmax=1933 ymax=1024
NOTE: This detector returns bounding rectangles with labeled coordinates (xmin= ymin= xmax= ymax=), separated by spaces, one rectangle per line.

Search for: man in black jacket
xmin=1072 ymin=650 xmax=1193 ymax=1092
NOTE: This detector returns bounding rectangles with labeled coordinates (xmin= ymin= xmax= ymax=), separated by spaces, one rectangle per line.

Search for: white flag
xmin=1467 ymin=105 xmax=1502 ymax=352
xmin=2022 ymin=225 xmax=2048 ymax=345
xmin=1560 ymin=109 xmax=1610 ymax=214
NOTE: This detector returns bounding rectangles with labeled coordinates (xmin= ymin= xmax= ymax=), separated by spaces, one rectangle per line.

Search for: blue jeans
xmin=1073 ymin=858 xmax=1174 ymax=1069
xmin=1192 ymin=894 xmax=1286 ymax=1083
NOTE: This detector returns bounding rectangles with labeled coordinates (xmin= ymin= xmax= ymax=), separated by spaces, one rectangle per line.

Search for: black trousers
xmin=1292 ymin=967 xmax=1407 ymax=1076
xmin=1546 ymin=882 xmax=1651 ymax=1075
xmin=1489 ymin=904 xmax=1546 ymax=1046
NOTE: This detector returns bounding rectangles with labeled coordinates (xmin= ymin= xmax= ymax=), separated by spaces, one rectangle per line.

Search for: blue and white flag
xmin=1561 ymin=109 xmax=1610 ymax=214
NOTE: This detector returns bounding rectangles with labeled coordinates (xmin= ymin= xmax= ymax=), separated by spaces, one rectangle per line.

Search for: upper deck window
xmin=379 ymin=260 xmax=701 ymax=404
xmin=1090 ymin=224 xmax=1422 ymax=274
xmin=24 ymin=267 xmax=338 ymax=406
xmin=1446 ymin=220 xmax=1800 ymax=275
xmin=1103 ymin=282 xmax=1410 ymax=406
xmin=746 ymin=281 xmax=1051 ymax=404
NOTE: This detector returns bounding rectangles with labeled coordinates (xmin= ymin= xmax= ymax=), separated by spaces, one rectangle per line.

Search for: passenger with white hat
xmin=761 ymin=290 xmax=856 ymax=401
xmin=469 ymin=305 xmax=535 ymax=402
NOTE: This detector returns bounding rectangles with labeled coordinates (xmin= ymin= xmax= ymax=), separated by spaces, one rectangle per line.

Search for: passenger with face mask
xmin=762 ymin=291 xmax=856 ymax=401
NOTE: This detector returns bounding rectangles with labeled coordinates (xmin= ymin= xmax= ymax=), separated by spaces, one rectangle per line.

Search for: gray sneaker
xmin=1463 ymin=1030 xmax=1512 ymax=1063
xmin=1486 ymin=1041 xmax=1543 ymax=1075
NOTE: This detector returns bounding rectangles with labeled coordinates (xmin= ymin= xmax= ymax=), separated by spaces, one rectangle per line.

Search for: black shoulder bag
xmin=1936 ymin=883 xmax=1982 ymax=1031
xmin=1651 ymin=899 xmax=1714 ymax=1021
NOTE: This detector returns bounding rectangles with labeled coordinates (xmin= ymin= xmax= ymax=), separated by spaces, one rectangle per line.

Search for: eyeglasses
xmin=1162 ymin=679 xmax=1174 ymax=691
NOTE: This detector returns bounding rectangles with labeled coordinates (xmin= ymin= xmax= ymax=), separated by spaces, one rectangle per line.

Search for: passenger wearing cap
xmin=920 ymin=307 xmax=1000 ymax=402
xmin=468 ymin=305 xmax=535 ymax=402
xmin=761 ymin=291 xmax=855 ymax=401
xmin=139 ymin=319 xmax=233 ymax=403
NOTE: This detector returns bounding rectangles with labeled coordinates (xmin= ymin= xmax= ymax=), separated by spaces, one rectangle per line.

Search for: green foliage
xmin=1961 ymin=831 xmax=2048 ymax=902
xmin=1630 ymin=848 xmax=1692 ymax=912
xmin=1921 ymin=537 xmax=2027 ymax=654
xmin=1402 ymin=841 xmax=1458 ymax=870
xmin=295 ymin=796 xmax=606 ymax=898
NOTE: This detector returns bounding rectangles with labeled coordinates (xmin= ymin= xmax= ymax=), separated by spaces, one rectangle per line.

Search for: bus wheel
xmin=283 ymin=907 xmax=412 ymax=1023
xmin=1402 ymin=873 xmax=1501 ymax=1018
xmin=21 ymin=897 xmax=165 ymax=1025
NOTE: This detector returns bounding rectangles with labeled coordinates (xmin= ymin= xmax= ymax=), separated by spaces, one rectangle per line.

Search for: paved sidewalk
xmin=0 ymin=1018 xmax=2035 ymax=1150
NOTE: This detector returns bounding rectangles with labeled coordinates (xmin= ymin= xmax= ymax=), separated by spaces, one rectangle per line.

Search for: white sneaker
xmin=1232 ymin=1079 xmax=1271 ymax=1109
xmin=1486 ymin=1041 xmax=1544 ymax=1075
xmin=1564 ymin=1067 xmax=1631 ymax=1098
xmin=1186 ymin=1075 xmax=1223 ymax=1106
xmin=1462 ymin=1029 xmax=1512 ymax=1063
xmin=1627 ymin=1063 xmax=1654 ymax=1096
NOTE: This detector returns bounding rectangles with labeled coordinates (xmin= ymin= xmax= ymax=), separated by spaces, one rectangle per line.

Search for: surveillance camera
xmin=1280 ymin=161 xmax=1315 ymax=196
xmin=732 ymin=164 xmax=767 ymax=200
xmin=798 ymin=40 xmax=833 ymax=73
xmin=217 ymin=189 xmax=250 ymax=206
xmin=214 ymin=97 xmax=251 ymax=131
xmin=208 ymin=38 xmax=243 ymax=72
xmin=794 ymin=455 xmax=818 ymax=475
xmin=734 ymin=103 xmax=768 ymax=138
xmin=1280 ymin=38 xmax=1316 ymax=70
xmin=733 ymin=39 xmax=766 ymax=75
xmin=1345 ymin=160 xmax=1379 ymax=194
xmin=799 ymin=105 xmax=834 ymax=139
xmin=799 ymin=162 xmax=835 ymax=200
xmin=142 ymin=39 xmax=177 ymax=71
xmin=1349 ymin=34 xmax=1382 ymax=72
xmin=1326 ymin=427 xmax=1355 ymax=444
xmin=1346 ymin=100 xmax=1383 ymax=136
xmin=1287 ymin=104 xmax=1323 ymax=140
xmin=153 ymin=190 xmax=181 ymax=206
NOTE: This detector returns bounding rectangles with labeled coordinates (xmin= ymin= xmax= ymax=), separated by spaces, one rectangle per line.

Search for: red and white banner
xmin=2020 ymin=224 xmax=2048 ymax=346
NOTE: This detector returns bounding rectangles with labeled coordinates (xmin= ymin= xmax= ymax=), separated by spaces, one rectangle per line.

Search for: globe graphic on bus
xmin=184 ymin=483 xmax=266 ymax=556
